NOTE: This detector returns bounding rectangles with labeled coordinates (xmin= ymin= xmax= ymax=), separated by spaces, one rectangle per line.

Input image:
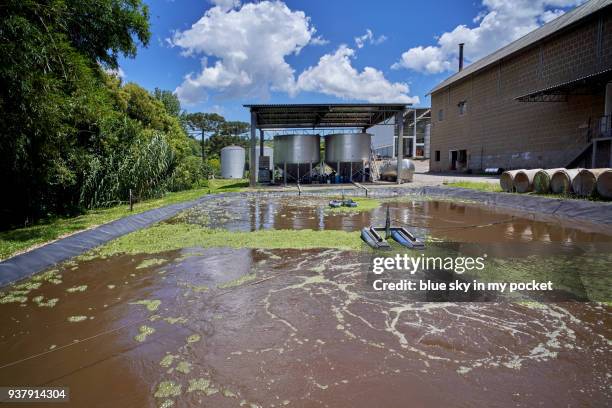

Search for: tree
xmin=184 ymin=113 xmax=225 ymax=162
xmin=0 ymin=0 xmax=150 ymax=227
xmin=153 ymin=88 xmax=181 ymax=117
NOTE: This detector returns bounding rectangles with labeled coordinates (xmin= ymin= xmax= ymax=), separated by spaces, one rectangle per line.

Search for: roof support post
xmin=396 ymin=110 xmax=405 ymax=184
xmin=412 ymin=108 xmax=417 ymax=158
xmin=250 ymin=110 xmax=257 ymax=187
xmin=259 ymin=129 xmax=265 ymax=158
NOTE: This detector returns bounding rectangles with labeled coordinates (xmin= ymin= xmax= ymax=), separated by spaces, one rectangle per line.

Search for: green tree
xmin=153 ymin=88 xmax=181 ymax=117
xmin=184 ymin=113 xmax=225 ymax=162
xmin=0 ymin=0 xmax=150 ymax=227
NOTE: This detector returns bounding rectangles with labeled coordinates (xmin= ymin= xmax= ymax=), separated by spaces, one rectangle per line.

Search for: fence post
xmin=129 ymin=189 xmax=133 ymax=212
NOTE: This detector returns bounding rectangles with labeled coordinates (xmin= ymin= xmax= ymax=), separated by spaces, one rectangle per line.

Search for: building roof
xmin=244 ymin=103 xmax=410 ymax=129
xmin=430 ymin=0 xmax=612 ymax=95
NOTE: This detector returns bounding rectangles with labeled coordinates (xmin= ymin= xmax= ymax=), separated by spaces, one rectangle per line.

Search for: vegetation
xmin=88 ymin=224 xmax=364 ymax=257
xmin=325 ymin=197 xmax=381 ymax=213
xmin=443 ymin=181 xmax=503 ymax=192
xmin=0 ymin=179 xmax=247 ymax=260
xmin=0 ymin=0 xmax=250 ymax=231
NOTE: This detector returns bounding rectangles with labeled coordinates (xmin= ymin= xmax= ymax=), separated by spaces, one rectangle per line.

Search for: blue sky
xmin=117 ymin=0 xmax=583 ymax=122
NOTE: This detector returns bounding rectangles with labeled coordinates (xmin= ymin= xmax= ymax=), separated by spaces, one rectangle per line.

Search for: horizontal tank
xmin=220 ymin=145 xmax=245 ymax=179
xmin=325 ymin=133 xmax=371 ymax=181
xmin=274 ymin=134 xmax=320 ymax=165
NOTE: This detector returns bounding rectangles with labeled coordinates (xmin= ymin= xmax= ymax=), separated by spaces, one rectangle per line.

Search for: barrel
xmin=550 ymin=168 xmax=581 ymax=194
xmin=572 ymin=169 xmax=608 ymax=197
xmin=514 ymin=169 xmax=542 ymax=193
xmin=533 ymin=168 xmax=563 ymax=194
xmin=596 ymin=169 xmax=612 ymax=199
xmin=500 ymin=170 xmax=520 ymax=192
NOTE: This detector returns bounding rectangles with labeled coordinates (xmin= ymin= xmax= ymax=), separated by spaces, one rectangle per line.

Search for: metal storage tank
xmin=274 ymin=134 xmax=320 ymax=183
xmin=325 ymin=133 xmax=371 ymax=182
xmin=256 ymin=146 xmax=274 ymax=171
xmin=380 ymin=158 xmax=416 ymax=182
xmin=220 ymin=145 xmax=245 ymax=179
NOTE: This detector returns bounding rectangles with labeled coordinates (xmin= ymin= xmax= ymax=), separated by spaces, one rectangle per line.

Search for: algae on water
xmin=129 ymin=299 xmax=161 ymax=312
xmin=218 ymin=274 xmax=257 ymax=289
xmin=154 ymin=381 xmax=182 ymax=398
xmin=136 ymin=258 xmax=167 ymax=269
xmin=134 ymin=325 xmax=155 ymax=342
xmin=67 ymin=315 xmax=87 ymax=322
xmin=186 ymin=334 xmax=201 ymax=343
xmin=66 ymin=285 xmax=88 ymax=293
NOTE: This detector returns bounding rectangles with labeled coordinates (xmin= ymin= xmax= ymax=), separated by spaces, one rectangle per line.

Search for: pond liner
xmin=1 ymin=186 xmax=611 ymax=287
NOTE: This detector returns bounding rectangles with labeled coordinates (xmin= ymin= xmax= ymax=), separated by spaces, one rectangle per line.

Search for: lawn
xmin=443 ymin=181 xmax=503 ymax=192
xmin=0 ymin=179 xmax=247 ymax=260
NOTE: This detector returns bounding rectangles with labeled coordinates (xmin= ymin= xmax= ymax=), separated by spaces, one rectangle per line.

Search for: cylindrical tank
xmin=325 ymin=133 xmax=371 ymax=181
xmin=500 ymin=170 xmax=520 ymax=192
xmin=379 ymin=159 xmax=416 ymax=182
xmin=220 ymin=145 xmax=245 ymax=179
xmin=533 ymin=168 xmax=564 ymax=194
xmin=550 ymin=168 xmax=581 ymax=194
xmin=572 ymin=168 xmax=608 ymax=196
xmin=514 ymin=169 xmax=541 ymax=193
xmin=273 ymin=134 xmax=320 ymax=182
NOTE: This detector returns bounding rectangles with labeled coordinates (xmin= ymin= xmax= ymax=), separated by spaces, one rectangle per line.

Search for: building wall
xmin=430 ymin=9 xmax=611 ymax=172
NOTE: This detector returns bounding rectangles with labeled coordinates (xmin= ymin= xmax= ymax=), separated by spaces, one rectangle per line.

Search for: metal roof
xmin=244 ymin=103 xmax=410 ymax=129
xmin=430 ymin=0 xmax=612 ymax=94
xmin=515 ymin=67 xmax=612 ymax=102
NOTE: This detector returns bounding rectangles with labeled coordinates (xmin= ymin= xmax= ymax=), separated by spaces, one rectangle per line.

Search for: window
xmin=438 ymin=109 xmax=444 ymax=121
xmin=458 ymin=100 xmax=467 ymax=115
xmin=435 ymin=150 xmax=440 ymax=162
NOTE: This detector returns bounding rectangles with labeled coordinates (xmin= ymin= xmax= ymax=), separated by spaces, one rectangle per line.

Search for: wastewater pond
xmin=0 ymin=195 xmax=610 ymax=407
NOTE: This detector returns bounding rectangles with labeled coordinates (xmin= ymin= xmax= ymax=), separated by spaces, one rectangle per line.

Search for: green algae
xmin=136 ymin=258 xmax=167 ymax=269
xmin=164 ymin=316 xmax=187 ymax=325
xmin=134 ymin=325 xmax=155 ymax=342
xmin=67 ymin=315 xmax=87 ymax=322
xmin=223 ymin=389 xmax=238 ymax=398
xmin=325 ymin=197 xmax=380 ymax=213
xmin=159 ymin=400 xmax=174 ymax=408
xmin=91 ymin=225 xmax=363 ymax=257
xmin=159 ymin=354 xmax=179 ymax=368
xmin=0 ymin=293 xmax=28 ymax=304
xmin=154 ymin=381 xmax=182 ymax=398
xmin=32 ymin=296 xmax=59 ymax=308
xmin=66 ymin=285 xmax=87 ymax=293
xmin=129 ymin=299 xmax=161 ymax=312
xmin=218 ymin=274 xmax=257 ymax=289
xmin=186 ymin=334 xmax=200 ymax=343
xmin=13 ymin=282 xmax=42 ymax=291
xmin=187 ymin=378 xmax=218 ymax=396
xmin=175 ymin=361 xmax=191 ymax=374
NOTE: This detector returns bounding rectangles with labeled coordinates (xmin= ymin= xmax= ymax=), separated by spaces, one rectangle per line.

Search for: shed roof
xmin=430 ymin=0 xmax=612 ymax=95
xmin=244 ymin=103 xmax=410 ymax=129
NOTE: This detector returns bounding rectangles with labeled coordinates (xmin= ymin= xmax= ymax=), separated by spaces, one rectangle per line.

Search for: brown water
xmin=0 ymin=197 xmax=610 ymax=407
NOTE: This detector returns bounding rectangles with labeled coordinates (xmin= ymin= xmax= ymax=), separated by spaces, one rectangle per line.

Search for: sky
xmin=116 ymin=0 xmax=585 ymax=122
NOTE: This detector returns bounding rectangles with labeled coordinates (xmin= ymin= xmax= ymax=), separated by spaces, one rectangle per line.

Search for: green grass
xmin=443 ymin=181 xmax=503 ymax=192
xmin=324 ymin=197 xmax=381 ymax=213
xmin=0 ymin=179 xmax=247 ymax=260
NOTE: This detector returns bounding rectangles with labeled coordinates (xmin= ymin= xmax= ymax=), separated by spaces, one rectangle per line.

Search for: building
xmin=371 ymin=108 xmax=431 ymax=159
xmin=429 ymin=0 xmax=612 ymax=172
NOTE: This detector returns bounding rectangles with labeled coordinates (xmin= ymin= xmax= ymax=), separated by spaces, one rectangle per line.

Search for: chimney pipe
xmin=458 ymin=43 xmax=464 ymax=72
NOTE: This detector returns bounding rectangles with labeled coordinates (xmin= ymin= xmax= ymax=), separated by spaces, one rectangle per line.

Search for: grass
xmin=324 ymin=197 xmax=381 ymax=213
xmin=443 ymin=181 xmax=503 ymax=192
xmin=0 ymin=179 xmax=247 ymax=261
xmin=88 ymin=224 xmax=364 ymax=257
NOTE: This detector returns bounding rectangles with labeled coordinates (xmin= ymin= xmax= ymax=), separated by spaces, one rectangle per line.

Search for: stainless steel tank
xmin=256 ymin=146 xmax=274 ymax=171
xmin=325 ymin=133 xmax=371 ymax=181
xmin=273 ymin=134 xmax=320 ymax=182
xmin=220 ymin=145 xmax=245 ymax=179
xmin=380 ymin=158 xmax=416 ymax=182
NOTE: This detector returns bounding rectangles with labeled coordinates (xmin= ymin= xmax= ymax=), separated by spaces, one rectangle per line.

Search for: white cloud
xmin=354 ymin=29 xmax=387 ymax=49
xmin=209 ymin=0 xmax=240 ymax=11
xmin=170 ymin=1 xmax=414 ymax=105
xmin=392 ymin=0 xmax=585 ymax=74
xmin=170 ymin=1 xmax=315 ymax=103
xmin=297 ymin=45 xmax=418 ymax=104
